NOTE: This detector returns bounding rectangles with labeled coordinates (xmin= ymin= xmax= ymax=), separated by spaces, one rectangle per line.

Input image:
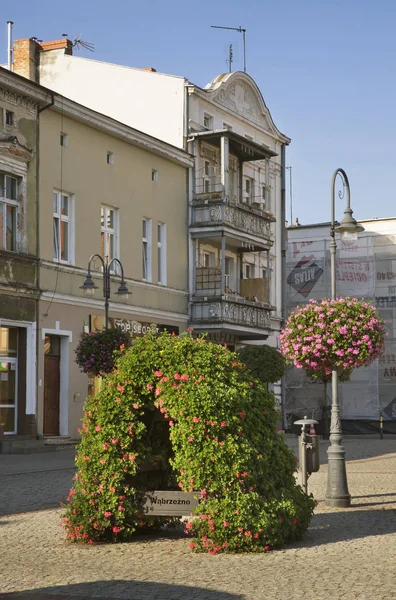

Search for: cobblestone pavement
xmin=0 ymin=439 xmax=395 ymax=600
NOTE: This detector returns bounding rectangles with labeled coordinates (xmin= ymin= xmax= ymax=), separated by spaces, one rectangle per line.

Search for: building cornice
xmin=0 ymin=67 xmax=53 ymax=110
xmin=52 ymin=96 xmax=194 ymax=168
xmin=40 ymin=291 xmax=188 ymax=322
xmin=40 ymin=260 xmax=188 ymax=297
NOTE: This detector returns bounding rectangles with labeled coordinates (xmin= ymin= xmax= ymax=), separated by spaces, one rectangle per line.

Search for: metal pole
xmin=7 ymin=21 xmax=13 ymax=71
xmin=104 ymin=261 xmax=110 ymax=330
xmin=301 ymin=424 xmax=307 ymax=494
xmin=325 ymin=168 xmax=351 ymax=508
xmin=242 ymin=28 xmax=246 ymax=73
xmin=289 ymin=166 xmax=293 ymax=226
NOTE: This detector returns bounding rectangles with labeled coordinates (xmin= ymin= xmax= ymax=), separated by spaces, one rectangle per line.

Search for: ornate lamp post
xmin=325 ymin=168 xmax=364 ymax=508
xmin=80 ymin=254 xmax=130 ymax=330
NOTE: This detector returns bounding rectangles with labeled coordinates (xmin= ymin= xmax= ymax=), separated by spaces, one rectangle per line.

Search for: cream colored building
xmin=36 ymin=97 xmax=192 ymax=439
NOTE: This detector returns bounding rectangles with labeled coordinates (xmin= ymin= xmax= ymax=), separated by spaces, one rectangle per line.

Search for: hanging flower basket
xmin=280 ymin=297 xmax=386 ymax=382
xmin=75 ymin=328 xmax=131 ymax=377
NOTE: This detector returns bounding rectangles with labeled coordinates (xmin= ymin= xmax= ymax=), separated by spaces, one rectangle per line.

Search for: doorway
xmin=44 ymin=335 xmax=61 ymax=436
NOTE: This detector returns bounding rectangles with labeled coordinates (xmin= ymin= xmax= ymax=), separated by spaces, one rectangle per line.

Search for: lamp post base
xmin=325 ymin=443 xmax=351 ymax=508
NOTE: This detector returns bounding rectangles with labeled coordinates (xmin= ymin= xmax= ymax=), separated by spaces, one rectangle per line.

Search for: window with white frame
xmin=106 ymin=151 xmax=114 ymax=165
xmin=53 ymin=191 xmax=72 ymax=262
xmin=244 ymin=262 xmax=254 ymax=279
xmin=142 ymin=218 xmax=152 ymax=281
xmin=0 ymin=173 xmax=17 ymax=251
xmin=101 ymin=206 xmax=118 ymax=263
xmin=203 ymin=113 xmax=213 ymax=130
xmin=157 ymin=222 xmax=167 ymax=285
xmin=244 ymin=177 xmax=254 ymax=202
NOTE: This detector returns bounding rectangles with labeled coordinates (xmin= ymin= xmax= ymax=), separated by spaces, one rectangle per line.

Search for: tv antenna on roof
xmin=62 ymin=33 xmax=95 ymax=52
xmin=227 ymin=44 xmax=233 ymax=73
xmin=211 ymin=25 xmax=246 ymax=73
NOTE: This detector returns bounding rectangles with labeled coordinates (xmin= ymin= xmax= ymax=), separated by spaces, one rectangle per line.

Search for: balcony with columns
xmin=190 ymin=129 xmax=277 ymax=248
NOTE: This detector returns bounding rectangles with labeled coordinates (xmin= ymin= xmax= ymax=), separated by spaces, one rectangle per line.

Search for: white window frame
xmin=106 ymin=151 xmax=114 ymax=165
xmin=53 ymin=190 xmax=74 ymax=264
xmin=157 ymin=222 xmax=167 ymax=285
xmin=244 ymin=263 xmax=254 ymax=279
xmin=0 ymin=173 xmax=18 ymax=252
xmin=101 ymin=205 xmax=119 ymax=268
xmin=152 ymin=169 xmax=159 ymax=182
xmin=203 ymin=113 xmax=214 ymax=130
xmin=142 ymin=218 xmax=152 ymax=282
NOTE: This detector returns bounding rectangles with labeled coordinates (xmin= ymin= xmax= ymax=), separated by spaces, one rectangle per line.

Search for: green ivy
xmin=63 ymin=331 xmax=316 ymax=553
xmin=237 ymin=344 xmax=285 ymax=386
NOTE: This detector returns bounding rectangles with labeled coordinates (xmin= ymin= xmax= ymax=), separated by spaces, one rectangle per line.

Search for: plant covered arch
xmin=63 ymin=330 xmax=316 ymax=553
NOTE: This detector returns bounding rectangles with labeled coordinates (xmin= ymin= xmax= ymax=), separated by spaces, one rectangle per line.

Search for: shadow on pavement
xmin=0 ymin=580 xmax=242 ymax=600
xmin=305 ymin=507 xmax=396 ymax=547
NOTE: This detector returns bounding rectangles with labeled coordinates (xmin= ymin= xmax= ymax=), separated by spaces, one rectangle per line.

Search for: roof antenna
xmin=211 ymin=25 xmax=247 ymax=73
xmin=227 ymin=44 xmax=233 ymax=73
xmin=71 ymin=34 xmax=95 ymax=52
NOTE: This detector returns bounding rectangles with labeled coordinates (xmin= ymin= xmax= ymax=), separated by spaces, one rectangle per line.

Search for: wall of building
xmin=286 ymin=219 xmax=396 ymax=431
xmin=38 ymin=50 xmax=185 ymax=148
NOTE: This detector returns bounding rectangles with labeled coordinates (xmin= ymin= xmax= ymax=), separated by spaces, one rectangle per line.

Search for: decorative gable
xmin=213 ymin=80 xmax=274 ymax=132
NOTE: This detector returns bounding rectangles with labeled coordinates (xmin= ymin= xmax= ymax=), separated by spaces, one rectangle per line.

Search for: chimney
xmin=13 ymin=37 xmax=73 ymax=82
xmin=38 ymin=39 xmax=73 ymax=55
xmin=142 ymin=67 xmax=156 ymax=72
xmin=13 ymin=38 xmax=38 ymax=81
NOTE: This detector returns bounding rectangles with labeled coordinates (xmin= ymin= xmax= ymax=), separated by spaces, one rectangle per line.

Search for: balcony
xmin=191 ymin=199 xmax=274 ymax=246
xmin=190 ymin=269 xmax=272 ymax=339
xmin=190 ymin=296 xmax=272 ymax=339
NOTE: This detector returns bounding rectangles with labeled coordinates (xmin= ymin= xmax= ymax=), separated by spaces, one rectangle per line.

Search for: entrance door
xmin=44 ymin=335 xmax=60 ymax=436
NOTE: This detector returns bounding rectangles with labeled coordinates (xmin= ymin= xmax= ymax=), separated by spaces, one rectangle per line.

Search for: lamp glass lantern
xmin=80 ymin=274 xmax=98 ymax=297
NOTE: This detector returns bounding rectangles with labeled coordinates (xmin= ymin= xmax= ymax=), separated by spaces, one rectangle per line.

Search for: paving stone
xmin=0 ymin=440 xmax=395 ymax=599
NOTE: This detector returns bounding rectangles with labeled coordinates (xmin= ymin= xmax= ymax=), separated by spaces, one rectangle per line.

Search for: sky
xmin=2 ymin=0 xmax=396 ymax=225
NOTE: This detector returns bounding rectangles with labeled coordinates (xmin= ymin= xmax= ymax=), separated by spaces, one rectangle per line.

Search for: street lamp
xmin=325 ymin=168 xmax=364 ymax=508
xmin=80 ymin=254 xmax=130 ymax=330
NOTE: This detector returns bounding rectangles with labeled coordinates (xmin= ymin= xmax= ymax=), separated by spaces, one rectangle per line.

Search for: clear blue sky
xmin=3 ymin=0 xmax=396 ymax=225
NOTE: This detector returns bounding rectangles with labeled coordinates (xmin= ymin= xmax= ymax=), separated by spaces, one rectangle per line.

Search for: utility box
xmin=299 ymin=434 xmax=320 ymax=474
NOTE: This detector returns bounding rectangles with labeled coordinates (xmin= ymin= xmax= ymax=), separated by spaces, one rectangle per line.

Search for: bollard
xmin=294 ymin=416 xmax=319 ymax=494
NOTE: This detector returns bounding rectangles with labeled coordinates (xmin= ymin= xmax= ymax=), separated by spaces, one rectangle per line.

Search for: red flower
xmin=112 ymin=526 xmax=121 ymax=533
xmin=293 ymin=517 xmax=298 ymax=525
xmin=223 ymin=521 xmax=230 ymax=527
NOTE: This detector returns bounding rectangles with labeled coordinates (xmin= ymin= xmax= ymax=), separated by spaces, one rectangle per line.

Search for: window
xmin=244 ymin=263 xmax=254 ymax=279
xmin=142 ymin=218 xmax=152 ymax=281
xmin=106 ymin=151 xmax=114 ymax=165
xmin=152 ymin=169 xmax=158 ymax=182
xmin=53 ymin=191 xmax=71 ymax=262
xmin=203 ymin=113 xmax=213 ymax=130
xmin=60 ymin=133 xmax=68 ymax=147
xmin=5 ymin=110 xmax=14 ymax=126
xmin=0 ymin=173 xmax=17 ymax=251
xmin=157 ymin=223 xmax=167 ymax=285
xmin=243 ymin=177 xmax=254 ymax=203
xmin=223 ymin=123 xmax=232 ymax=131
xmin=101 ymin=206 xmax=118 ymax=263
xmin=225 ymin=257 xmax=232 ymax=289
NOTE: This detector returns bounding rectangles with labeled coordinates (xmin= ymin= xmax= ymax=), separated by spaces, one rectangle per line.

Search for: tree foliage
xmin=237 ymin=344 xmax=285 ymax=385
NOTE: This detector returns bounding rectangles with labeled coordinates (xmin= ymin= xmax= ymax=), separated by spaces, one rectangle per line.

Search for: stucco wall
xmin=39 ymin=51 xmax=185 ymax=148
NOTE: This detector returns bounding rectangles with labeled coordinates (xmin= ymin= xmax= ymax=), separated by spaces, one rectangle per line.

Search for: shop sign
xmin=90 ymin=315 xmax=179 ymax=338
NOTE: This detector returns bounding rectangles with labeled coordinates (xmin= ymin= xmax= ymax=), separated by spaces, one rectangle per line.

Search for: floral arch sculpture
xmin=63 ymin=331 xmax=316 ymax=553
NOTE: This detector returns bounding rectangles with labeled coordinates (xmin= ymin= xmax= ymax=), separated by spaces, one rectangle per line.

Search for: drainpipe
xmin=35 ymin=93 xmax=55 ymax=437
xmin=7 ymin=21 xmax=13 ymax=71
xmin=184 ymin=83 xmax=194 ymax=326
xmin=280 ymin=143 xmax=287 ymax=430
